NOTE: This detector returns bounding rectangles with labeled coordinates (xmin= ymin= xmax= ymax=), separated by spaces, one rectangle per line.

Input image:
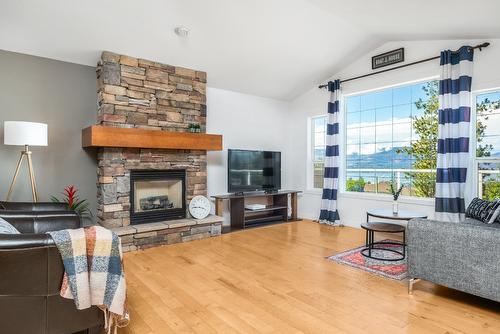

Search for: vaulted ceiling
xmin=1 ymin=0 xmax=499 ymax=100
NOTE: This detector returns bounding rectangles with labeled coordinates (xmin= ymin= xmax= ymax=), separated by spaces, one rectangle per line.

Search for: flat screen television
xmin=228 ymin=149 xmax=281 ymax=193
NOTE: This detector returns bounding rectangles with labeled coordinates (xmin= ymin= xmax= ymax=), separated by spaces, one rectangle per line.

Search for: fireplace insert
xmin=130 ymin=169 xmax=186 ymax=224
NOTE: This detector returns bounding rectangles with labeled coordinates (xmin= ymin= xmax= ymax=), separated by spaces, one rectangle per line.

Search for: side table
xmin=361 ymin=209 xmax=428 ymax=261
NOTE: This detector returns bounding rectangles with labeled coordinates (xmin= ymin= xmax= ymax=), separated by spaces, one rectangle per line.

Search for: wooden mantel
xmin=82 ymin=125 xmax=222 ymax=151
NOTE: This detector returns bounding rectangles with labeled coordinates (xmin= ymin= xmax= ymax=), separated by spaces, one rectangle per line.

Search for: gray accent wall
xmin=0 ymin=50 xmax=97 ymax=219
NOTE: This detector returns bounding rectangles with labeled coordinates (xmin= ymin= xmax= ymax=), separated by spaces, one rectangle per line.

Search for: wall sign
xmin=372 ymin=48 xmax=404 ymax=69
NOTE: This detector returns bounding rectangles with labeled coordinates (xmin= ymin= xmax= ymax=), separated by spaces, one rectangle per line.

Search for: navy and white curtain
xmin=319 ymin=80 xmax=340 ymax=225
xmin=435 ymin=46 xmax=474 ymax=223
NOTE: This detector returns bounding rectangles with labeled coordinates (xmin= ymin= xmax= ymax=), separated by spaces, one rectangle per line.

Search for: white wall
xmin=206 ymin=87 xmax=291 ymax=225
xmin=289 ymin=38 xmax=500 ymax=227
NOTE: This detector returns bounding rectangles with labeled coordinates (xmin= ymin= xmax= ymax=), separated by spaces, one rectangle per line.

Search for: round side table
xmin=362 ymin=209 xmax=428 ymax=261
xmin=360 ymin=222 xmax=406 ymax=261
xmin=366 ymin=209 xmax=428 ymax=223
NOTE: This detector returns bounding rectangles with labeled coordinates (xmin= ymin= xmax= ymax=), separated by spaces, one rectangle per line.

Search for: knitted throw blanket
xmin=48 ymin=226 xmax=129 ymax=332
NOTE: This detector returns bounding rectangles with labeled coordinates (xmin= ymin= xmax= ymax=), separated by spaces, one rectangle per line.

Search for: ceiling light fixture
xmin=174 ymin=26 xmax=190 ymax=38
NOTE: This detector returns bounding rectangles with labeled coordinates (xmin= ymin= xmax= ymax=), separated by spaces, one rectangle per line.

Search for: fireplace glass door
xmin=134 ymin=180 xmax=183 ymax=213
xmin=130 ymin=170 xmax=186 ymax=224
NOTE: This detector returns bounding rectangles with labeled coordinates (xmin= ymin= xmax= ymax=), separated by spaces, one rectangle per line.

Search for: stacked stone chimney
xmin=95 ymin=51 xmax=208 ymax=228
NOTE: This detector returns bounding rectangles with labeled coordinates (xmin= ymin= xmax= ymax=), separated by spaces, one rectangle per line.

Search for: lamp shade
xmin=4 ymin=121 xmax=48 ymax=146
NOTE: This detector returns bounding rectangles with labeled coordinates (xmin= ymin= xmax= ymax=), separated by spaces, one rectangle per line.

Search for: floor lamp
xmin=4 ymin=121 xmax=48 ymax=202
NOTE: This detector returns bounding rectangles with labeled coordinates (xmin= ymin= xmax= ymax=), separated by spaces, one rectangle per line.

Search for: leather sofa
xmin=0 ymin=200 xmax=69 ymax=212
xmin=0 ymin=205 xmax=104 ymax=334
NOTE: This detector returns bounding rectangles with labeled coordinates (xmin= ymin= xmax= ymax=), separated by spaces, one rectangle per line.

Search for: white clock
xmin=189 ymin=195 xmax=211 ymax=219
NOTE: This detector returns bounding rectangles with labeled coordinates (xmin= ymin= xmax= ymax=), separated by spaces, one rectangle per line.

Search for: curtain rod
xmin=318 ymin=42 xmax=490 ymax=89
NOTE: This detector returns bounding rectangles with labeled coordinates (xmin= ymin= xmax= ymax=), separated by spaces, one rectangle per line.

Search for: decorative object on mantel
xmin=188 ymin=195 xmax=211 ymax=219
xmin=51 ymin=185 xmax=93 ymax=218
xmin=187 ymin=123 xmax=201 ymax=133
xmin=82 ymin=125 xmax=222 ymax=151
xmin=4 ymin=121 xmax=48 ymax=202
xmin=390 ymin=183 xmax=404 ymax=214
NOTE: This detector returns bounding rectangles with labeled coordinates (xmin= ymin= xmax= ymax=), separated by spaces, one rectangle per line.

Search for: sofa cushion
xmin=466 ymin=197 xmax=482 ymax=217
xmin=466 ymin=198 xmax=499 ymax=223
xmin=0 ymin=218 xmax=20 ymax=234
xmin=486 ymin=200 xmax=500 ymax=224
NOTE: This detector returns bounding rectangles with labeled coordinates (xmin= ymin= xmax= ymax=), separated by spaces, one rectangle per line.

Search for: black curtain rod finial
xmin=477 ymin=42 xmax=490 ymax=51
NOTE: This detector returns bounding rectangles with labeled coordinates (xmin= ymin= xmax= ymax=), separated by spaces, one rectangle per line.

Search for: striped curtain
xmin=435 ymin=46 xmax=474 ymax=223
xmin=319 ymin=80 xmax=341 ymax=225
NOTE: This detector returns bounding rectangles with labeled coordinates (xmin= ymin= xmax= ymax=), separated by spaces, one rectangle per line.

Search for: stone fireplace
xmin=93 ymin=51 xmax=222 ymax=251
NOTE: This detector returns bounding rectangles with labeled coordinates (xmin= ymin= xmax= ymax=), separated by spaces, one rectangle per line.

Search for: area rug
xmin=327 ymin=239 xmax=407 ymax=280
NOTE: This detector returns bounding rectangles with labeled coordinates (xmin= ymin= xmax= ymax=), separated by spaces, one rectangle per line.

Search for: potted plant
xmin=51 ymin=185 xmax=92 ymax=218
xmin=188 ymin=123 xmax=201 ymax=133
xmin=390 ymin=183 xmax=404 ymax=214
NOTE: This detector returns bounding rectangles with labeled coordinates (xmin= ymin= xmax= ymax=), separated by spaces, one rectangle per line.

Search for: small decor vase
xmin=392 ymin=200 xmax=399 ymax=215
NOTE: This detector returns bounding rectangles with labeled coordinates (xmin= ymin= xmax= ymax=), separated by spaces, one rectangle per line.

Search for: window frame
xmin=309 ymin=114 xmax=327 ymax=190
xmin=472 ymin=87 xmax=500 ymax=199
xmin=307 ymin=82 xmax=500 ymax=202
xmin=341 ymin=78 xmax=438 ymax=200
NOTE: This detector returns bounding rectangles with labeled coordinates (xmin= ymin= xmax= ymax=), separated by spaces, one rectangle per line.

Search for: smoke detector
xmin=174 ymin=26 xmax=190 ymax=37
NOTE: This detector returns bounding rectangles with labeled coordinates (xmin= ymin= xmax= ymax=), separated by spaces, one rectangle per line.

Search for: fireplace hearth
xmin=130 ymin=170 xmax=186 ymax=225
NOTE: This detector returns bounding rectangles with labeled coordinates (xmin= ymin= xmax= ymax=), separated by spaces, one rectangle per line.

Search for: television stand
xmin=212 ymin=190 xmax=301 ymax=231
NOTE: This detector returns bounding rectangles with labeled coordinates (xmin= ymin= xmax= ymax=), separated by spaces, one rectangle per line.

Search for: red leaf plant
xmin=51 ymin=185 xmax=92 ymax=218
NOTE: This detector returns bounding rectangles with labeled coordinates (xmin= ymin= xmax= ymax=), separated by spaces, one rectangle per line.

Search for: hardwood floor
xmin=121 ymin=220 xmax=500 ymax=334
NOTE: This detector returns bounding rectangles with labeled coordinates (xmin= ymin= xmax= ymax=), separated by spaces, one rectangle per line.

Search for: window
xmin=475 ymin=90 xmax=500 ymax=200
xmin=311 ymin=116 xmax=327 ymax=188
xmin=345 ymin=80 xmax=437 ymax=197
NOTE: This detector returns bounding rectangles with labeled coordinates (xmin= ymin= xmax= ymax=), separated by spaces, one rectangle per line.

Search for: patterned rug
xmin=327 ymin=239 xmax=407 ymax=280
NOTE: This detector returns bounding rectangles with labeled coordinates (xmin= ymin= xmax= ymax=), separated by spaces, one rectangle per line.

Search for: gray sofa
xmin=407 ymin=217 xmax=500 ymax=302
